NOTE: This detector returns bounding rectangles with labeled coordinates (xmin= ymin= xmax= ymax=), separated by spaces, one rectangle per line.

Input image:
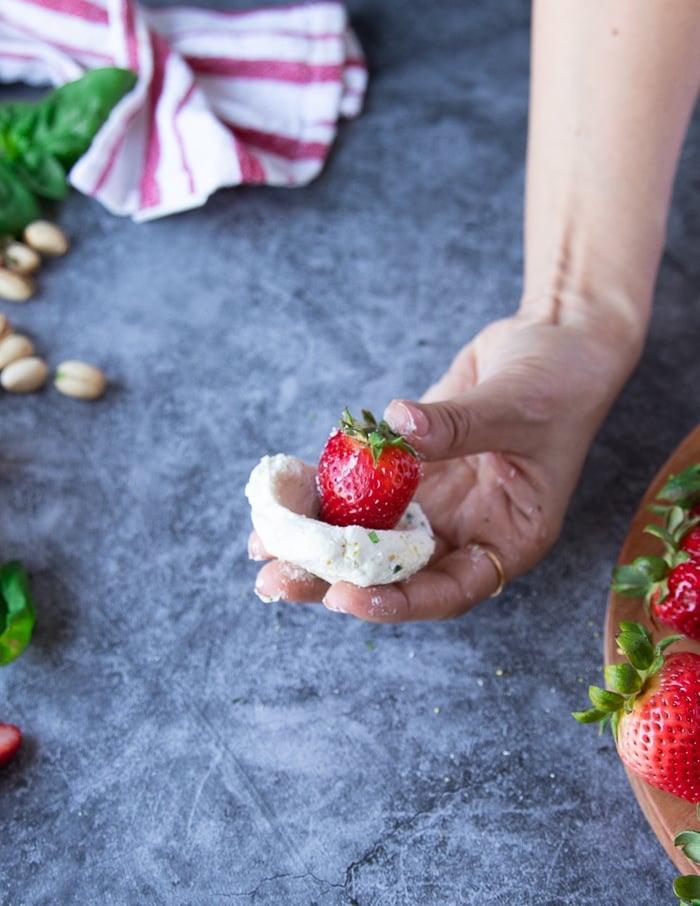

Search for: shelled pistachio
xmin=2 ymin=241 xmax=41 ymax=275
xmin=0 ymin=334 xmax=34 ymax=369
xmin=1 ymin=357 xmax=48 ymax=393
xmin=23 ymin=220 xmax=69 ymax=257
xmin=54 ymin=360 xmax=107 ymax=400
xmin=0 ymin=314 xmax=13 ymax=342
xmin=0 ymin=267 xmax=34 ymax=302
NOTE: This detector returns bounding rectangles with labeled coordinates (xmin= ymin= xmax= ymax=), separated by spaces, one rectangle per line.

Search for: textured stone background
xmin=2 ymin=1 xmax=699 ymax=903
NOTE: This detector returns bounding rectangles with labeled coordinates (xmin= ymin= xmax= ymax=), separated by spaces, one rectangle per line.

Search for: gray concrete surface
xmin=1 ymin=1 xmax=699 ymax=903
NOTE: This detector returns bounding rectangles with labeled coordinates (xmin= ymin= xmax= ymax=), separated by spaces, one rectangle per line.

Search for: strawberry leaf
xmin=667 ymin=505 xmax=691 ymax=537
xmin=616 ymin=625 xmax=655 ymax=670
xmin=573 ymin=622 xmax=685 ymax=744
xmin=644 ymin=522 xmax=675 ymax=546
xmin=675 ymin=831 xmax=700 ymax=865
xmin=611 ymin=558 xmax=667 ymax=597
xmin=673 ymin=875 xmax=700 ymax=905
xmin=571 ymin=707 xmax=609 ymax=724
xmin=658 ymin=464 xmax=700 ymax=508
xmin=588 ymin=685 xmax=625 ymax=712
xmin=338 ymin=407 xmax=418 ymax=462
xmin=604 ymin=662 xmax=642 ymax=695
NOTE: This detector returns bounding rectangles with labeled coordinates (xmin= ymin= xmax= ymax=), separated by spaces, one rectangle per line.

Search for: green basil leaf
xmin=33 ymin=67 xmax=137 ymax=167
xmin=14 ymin=151 xmax=68 ymax=201
xmin=0 ymin=102 xmax=40 ymax=161
xmin=0 ymin=560 xmax=36 ymax=665
xmin=0 ymin=160 xmax=42 ymax=235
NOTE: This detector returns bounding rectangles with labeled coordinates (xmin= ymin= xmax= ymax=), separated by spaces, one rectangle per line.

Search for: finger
xmin=383 ymin=387 xmax=537 ymax=463
xmin=254 ymin=559 xmax=329 ymax=604
xmin=322 ymin=544 xmax=506 ymax=622
xmin=248 ymin=531 xmax=273 ymax=561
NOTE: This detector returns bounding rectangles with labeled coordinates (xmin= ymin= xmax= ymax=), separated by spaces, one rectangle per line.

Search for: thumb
xmin=383 ymin=387 xmax=535 ymax=462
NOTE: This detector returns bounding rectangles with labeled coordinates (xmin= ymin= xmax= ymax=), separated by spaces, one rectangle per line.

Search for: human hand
xmin=250 ymin=300 xmax=641 ymax=621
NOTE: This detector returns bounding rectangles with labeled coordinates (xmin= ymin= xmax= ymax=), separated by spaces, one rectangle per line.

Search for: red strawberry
xmin=574 ymin=623 xmax=700 ymax=802
xmin=611 ymin=491 xmax=700 ymax=641
xmin=0 ymin=722 xmax=21 ymax=767
xmin=652 ymin=560 xmax=700 ymax=640
xmin=681 ymin=524 xmax=700 ymax=560
xmin=316 ymin=408 xmax=422 ymax=530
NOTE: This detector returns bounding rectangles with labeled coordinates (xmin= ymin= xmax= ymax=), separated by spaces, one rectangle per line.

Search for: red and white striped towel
xmin=0 ymin=0 xmax=367 ymax=221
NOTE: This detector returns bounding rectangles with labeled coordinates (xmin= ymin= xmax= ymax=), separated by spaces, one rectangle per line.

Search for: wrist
xmin=517 ymin=282 xmax=649 ymax=406
xmin=520 ymin=232 xmax=654 ymax=380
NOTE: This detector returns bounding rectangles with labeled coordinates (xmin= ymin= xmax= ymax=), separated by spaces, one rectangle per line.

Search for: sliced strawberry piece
xmin=0 ymin=722 xmax=21 ymax=767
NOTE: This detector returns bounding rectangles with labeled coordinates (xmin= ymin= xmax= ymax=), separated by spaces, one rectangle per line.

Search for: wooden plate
xmin=604 ymin=425 xmax=700 ymax=875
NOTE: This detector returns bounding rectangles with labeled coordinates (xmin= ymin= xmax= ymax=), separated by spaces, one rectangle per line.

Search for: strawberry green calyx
xmin=652 ymin=464 xmax=700 ymax=513
xmin=338 ymin=408 xmax=418 ymax=465
xmin=572 ymin=622 xmax=683 ymax=739
xmin=317 ymin=406 xmax=423 ymax=530
xmin=674 ymin=814 xmax=700 ymax=906
xmin=611 ymin=502 xmax=699 ymax=611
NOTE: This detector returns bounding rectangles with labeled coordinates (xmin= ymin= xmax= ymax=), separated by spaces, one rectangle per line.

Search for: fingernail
xmin=248 ymin=536 xmax=266 ymax=561
xmin=384 ymin=400 xmax=429 ymax=438
xmin=254 ymin=579 xmax=281 ymax=603
xmin=322 ymin=591 xmax=347 ymax=613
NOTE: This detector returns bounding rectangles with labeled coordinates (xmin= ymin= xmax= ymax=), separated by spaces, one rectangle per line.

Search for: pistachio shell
xmin=0 ymin=334 xmax=34 ymax=369
xmin=1 ymin=357 xmax=48 ymax=393
xmin=0 ymin=314 xmax=13 ymax=342
xmin=23 ymin=220 xmax=69 ymax=257
xmin=0 ymin=267 xmax=33 ymax=302
xmin=3 ymin=241 xmax=41 ymax=275
xmin=54 ymin=360 xmax=107 ymax=400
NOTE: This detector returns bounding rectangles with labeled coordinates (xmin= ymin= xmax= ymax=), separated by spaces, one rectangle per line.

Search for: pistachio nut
xmin=23 ymin=220 xmax=69 ymax=257
xmin=0 ymin=314 xmax=13 ymax=342
xmin=54 ymin=360 xmax=107 ymax=400
xmin=3 ymin=242 xmax=41 ymax=275
xmin=0 ymin=267 xmax=34 ymax=302
xmin=0 ymin=334 xmax=34 ymax=369
xmin=1 ymin=357 xmax=48 ymax=393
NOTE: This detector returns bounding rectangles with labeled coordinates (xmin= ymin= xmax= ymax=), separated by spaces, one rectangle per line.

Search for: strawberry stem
xmin=674 ymin=809 xmax=700 ymax=905
xmin=656 ymin=464 xmax=700 ymax=511
xmin=338 ymin=407 xmax=418 ymax=464
xmin=572 ymin=622 xmax=683 ymax=741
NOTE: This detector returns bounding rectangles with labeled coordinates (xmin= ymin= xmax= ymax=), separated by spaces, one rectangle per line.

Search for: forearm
xmin=523 ymin=0 xmax=700 ymax=360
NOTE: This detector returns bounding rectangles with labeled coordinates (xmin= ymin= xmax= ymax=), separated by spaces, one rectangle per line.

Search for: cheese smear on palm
xmin=245 ymin=454 xmax=435 ymax=587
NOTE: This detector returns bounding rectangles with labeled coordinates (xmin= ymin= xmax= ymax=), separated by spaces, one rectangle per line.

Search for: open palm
xmin=252 ymin=307 xmax=637 ymax=621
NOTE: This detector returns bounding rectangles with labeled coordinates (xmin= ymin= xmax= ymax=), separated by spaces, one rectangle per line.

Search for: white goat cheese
xmin=245 ymin=454 xmax=435 ymax=587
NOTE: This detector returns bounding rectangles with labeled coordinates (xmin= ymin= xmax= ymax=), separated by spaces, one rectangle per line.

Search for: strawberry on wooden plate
xmin=611 ymin=465 xmax=700 ymax=642
xmin=575 ymin=622 xmax=700 ymax=803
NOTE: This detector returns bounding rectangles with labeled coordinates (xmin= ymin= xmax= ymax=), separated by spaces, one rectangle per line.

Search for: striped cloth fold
xmin=0 ymin=0 xmax=368 ymax=221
